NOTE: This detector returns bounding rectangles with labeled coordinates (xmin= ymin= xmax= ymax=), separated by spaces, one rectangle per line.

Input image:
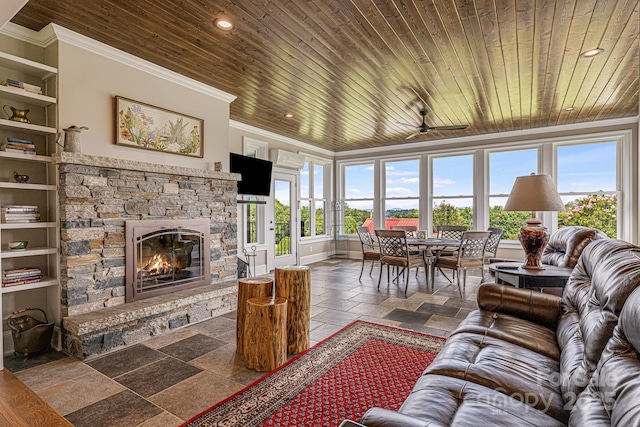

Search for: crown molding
xmin=48 ymin=24 xmax=236 ymax=103
xmin=230 ymin=120 xmax=335 ymax=157
xmin=335 ymin=116 xmax=639 ymax=158
xmin=1 ymin=22 xmax=236 ymax=103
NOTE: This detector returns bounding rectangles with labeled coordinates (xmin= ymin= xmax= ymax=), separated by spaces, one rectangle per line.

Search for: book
xmin=2 ymin=277 xmax=42 ymax=287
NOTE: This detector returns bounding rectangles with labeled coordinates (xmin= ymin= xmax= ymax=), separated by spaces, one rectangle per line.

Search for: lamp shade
xmin=504 ymin=174 xmax=565 ymax=212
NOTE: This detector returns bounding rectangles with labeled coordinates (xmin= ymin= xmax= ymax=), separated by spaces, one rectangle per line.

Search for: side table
xmin=489 ymin=262 xmax=572 ymax=290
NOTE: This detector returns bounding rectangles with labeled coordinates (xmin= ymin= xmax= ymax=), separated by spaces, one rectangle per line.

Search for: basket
xmin=7 ymin=308 xmax=54 ymax=357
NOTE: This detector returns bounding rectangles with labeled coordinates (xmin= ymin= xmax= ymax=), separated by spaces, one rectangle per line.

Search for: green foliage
xmin=559 ymin=194 xmax=617 ymax=238
xmin=489 ymin=205 xmax=530 ymax=240
xmin=344 ymin=204 xmax=373 ymax=234
xmin=432 ymin=201 xmax=471 ymax=229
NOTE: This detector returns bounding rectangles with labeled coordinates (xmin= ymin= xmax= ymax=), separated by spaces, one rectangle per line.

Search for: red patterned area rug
xmin=182 ymin=320 xmax=445 ymax=427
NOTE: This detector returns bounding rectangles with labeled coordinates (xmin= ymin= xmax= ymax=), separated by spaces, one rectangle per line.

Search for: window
xmin=343 ymin=163 xmax=374 ymax=234
xmin=556 ymin=141 xmax=618 ymax=238
xmin=431 ymin=155 xmax=474 ymax=231
xmin=384 ymin=159 xmax=420 ymax=230
xmin=300 ymin=158 xmax=329 ymax=238
xmin=241 ymin=138 xmax=268 ymax=247
xmin=488 ymin=149 xmax=538 ymax=239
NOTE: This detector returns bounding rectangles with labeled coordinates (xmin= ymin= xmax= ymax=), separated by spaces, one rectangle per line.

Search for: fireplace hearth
xmin=126 ymin=219 xmax=211 ymax=302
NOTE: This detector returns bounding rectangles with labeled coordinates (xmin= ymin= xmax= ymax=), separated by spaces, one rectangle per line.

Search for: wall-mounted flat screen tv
xmin=229 ymin=153 xmax=273 ymax=196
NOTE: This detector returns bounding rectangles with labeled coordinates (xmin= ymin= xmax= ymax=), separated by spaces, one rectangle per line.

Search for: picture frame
xmin=115 ymin=96 xmax=204 ymax=158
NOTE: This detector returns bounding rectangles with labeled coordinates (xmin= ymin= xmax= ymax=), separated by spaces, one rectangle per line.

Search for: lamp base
xmin=518 ymin=222 xmax=549 ymax=270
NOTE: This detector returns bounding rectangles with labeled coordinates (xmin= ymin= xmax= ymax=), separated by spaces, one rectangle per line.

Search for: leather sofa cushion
xmin=569 ymin=287 xmax=640 ymax=426
xmin=451 ymin=310 xmax=560 ymax=360
xmin=422 ymin=332 xmax=567 ymax=422
xmin=542 ymin=226 xmax=608 ymax=268
xmin=558 ymin=239 xmax=640 ymax=402
xmin=361 ymin=375 xmax=565 ymax=427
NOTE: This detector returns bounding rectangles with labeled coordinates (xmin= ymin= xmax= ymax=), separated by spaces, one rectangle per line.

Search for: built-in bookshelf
xmin=0 ymin=47 xmax=59 ymax=369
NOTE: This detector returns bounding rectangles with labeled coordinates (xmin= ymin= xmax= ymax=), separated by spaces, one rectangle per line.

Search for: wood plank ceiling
xmin=11 ymin=0 xmax=639 ymax=152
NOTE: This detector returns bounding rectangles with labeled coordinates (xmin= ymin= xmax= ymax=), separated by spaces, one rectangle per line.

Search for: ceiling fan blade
xmin=428 ymin=125 xmax=468 ymax=131
xmin=405 ymin=132 xmax=421 ymax=140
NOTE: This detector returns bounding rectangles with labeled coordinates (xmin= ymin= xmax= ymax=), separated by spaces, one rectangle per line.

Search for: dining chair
xmin=434 ymin=225 xmax=468 ymax=280
xmin=430 ymin=231 xmax=491 ymax=296
xmin=375 ymin=229 xmax=427 ymax=295
xmin=356 ymin=226 xmax=381 ymax=280
xmin=390 ymin=225 xmax=418 ymax=237
xmin=483 ymin=227 xmax=505 ymax=274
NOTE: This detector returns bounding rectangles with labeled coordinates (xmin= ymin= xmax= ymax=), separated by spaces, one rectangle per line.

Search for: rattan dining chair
xmin=375 ymin=229 xmax=427 ymax=295
xmin=430 ymin=231 xmax=491 ymax=296
xmin=356 ymin=226 xmax=381 ymax=280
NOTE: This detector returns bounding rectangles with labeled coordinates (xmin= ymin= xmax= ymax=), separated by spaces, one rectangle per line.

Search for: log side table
xmin=274 ymin=265 xmax=311 ymax=354
xmin=236 ymin=277 xmax=273 ymax=354
xmin=243 ymin=296 xmax=287 ymax=372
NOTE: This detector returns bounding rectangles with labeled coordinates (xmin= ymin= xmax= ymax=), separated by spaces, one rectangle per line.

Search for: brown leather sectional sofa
xmin=356 ymin=238 xmax=640 ymax=426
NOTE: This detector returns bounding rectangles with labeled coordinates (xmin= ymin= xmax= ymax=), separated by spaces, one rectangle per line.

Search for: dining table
xmin=406 ymin=237 xmax=461 ymax=287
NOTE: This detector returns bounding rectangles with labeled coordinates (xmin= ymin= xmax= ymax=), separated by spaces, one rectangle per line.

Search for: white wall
xmin=53 ymin=25 xmax=234 ymax=169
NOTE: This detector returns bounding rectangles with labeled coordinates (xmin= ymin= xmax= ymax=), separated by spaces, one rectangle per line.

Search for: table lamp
xmin=504 ymin=173 xmax=565 ymax=270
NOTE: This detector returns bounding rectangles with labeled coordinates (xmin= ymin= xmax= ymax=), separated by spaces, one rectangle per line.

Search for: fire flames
xmin=140 ymin=253 xmax=173 ymax=276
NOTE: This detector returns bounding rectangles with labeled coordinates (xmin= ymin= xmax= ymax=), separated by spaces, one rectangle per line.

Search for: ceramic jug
xmin=3 ymin=105 xmax=31 ymax=123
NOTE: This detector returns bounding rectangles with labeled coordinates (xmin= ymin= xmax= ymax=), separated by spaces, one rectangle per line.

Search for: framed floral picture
xmin=115 ymin=96 xmax=204 ymax=158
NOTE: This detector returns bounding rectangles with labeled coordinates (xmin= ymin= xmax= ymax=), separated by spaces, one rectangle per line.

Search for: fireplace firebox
xmin=125 ymin=219 xmax=211 ymax=302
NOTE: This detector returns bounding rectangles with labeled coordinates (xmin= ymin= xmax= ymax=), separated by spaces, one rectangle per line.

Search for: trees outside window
xmin=383 ymin=159 xmax=420 ymax=229
xmin=300 ymin=160 xmax=329 ymax=238
xmin=432 ymin=155 xmax=474 ymax=231
xmin=489 ymin=149 xmax=538 ymax=239
xmin=343 ymin=163 xmax=374 ymax=234
xmin=556 ymin=142 xmax=617 ymax=238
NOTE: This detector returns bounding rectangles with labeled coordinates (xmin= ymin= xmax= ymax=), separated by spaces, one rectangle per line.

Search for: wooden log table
xmin=274 ymin=265 xmax=311 ymax=354
xmin=236 ymin=277 xmax=273 ymax=354
xmin=243 ymin=296 xmax=287 ymax=372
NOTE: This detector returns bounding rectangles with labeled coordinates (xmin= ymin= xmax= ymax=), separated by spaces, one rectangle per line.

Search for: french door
xmin=269 ymin=170 xmax=298 ymax=269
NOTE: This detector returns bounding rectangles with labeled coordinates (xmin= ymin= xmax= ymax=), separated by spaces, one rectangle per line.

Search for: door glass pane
xmin=274 ymin=180 xmax=291 ymax=256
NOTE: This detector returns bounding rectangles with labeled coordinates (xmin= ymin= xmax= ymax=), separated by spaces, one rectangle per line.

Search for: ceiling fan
xmin=401 ymin=110 xmax=468 ymax=140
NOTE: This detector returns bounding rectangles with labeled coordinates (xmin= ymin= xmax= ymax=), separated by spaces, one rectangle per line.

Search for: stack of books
xmin=1 ymin=78 xmax=42 ymax=94
xmin=1 ymin=206 xmax=41 ymax=223
xmin=2 ymin=137 xmax=36 ymax=155
xmin=2 ymin=267 xmax=43 ymax=287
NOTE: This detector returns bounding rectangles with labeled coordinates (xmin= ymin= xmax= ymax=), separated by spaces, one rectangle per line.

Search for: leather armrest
xmin=477 ymin=284 xmax=561 ymax=330
xmin=360 ymin=408 xmax=439 ymax=427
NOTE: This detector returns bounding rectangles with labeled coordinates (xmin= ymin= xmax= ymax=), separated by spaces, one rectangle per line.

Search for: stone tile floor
xmin=4 ymin=258 xmax=483 ymax=427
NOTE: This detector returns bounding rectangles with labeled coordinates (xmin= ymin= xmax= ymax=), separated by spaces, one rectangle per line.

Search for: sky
xmin=342 ymin=141 xmax=617 ymax=210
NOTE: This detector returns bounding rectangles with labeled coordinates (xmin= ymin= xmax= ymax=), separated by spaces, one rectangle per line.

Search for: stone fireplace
xmin=55 ymin=153 xmax=240 ymax=359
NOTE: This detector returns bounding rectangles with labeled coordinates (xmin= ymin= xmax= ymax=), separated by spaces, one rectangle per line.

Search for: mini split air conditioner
xmin=270 ymin=149 xmax=306 ymax=169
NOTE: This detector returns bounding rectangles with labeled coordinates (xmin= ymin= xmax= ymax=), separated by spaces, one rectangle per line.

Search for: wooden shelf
xmin=2 ymin=277 xmax=59 ymax=294
xmin=0 ymin=118 xmax=57 ymax=135
xmin=0 ymin=51 xmax=57 ymax=79
xmin=0 ymin=151 xmax=53 ymax=163
xmin=1 ymin=247 xmax=57 ymax=258
xmin=0 ymin=222 xmax=56 ymax=230
xmin=0 ymin=182 xmax=56 ymax=191
xmin=0 ymin=85 xmax=56 ymax=106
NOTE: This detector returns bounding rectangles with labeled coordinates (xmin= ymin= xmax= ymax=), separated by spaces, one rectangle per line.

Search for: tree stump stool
xmin=244 ymin=296 xmax=287 ymax=372
xmin=236 ymin=277 xmax=273 ymax=354
xmin=274 ymin=265 xmax=311 ymax=354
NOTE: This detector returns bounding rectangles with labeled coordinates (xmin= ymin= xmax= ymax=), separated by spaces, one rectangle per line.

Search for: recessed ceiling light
xmin=214 ymin=18 xmax=234 ymax=31
xmin=580 ymin=48 xmax=604 ymax=58
xmin=284 ymin=113 xmax=294 ymax=118
xmin=563 ymin=107 xmax=576 ymax=112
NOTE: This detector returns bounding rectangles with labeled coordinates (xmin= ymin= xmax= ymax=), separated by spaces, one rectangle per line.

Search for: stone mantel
xmin=54 ymin=152 xmax=241 ymax=182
